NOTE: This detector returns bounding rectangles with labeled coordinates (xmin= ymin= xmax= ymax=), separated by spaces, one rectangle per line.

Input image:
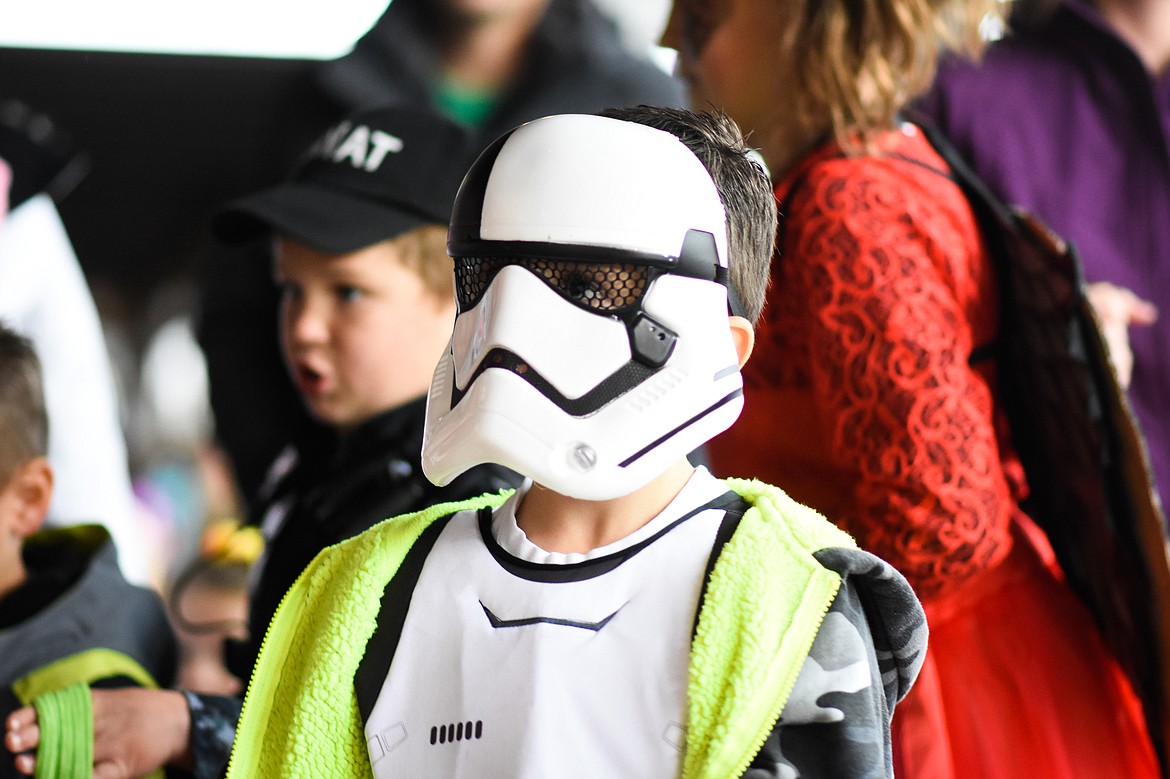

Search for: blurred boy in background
xmin=0 ymin=322 xmax=175 ymax=779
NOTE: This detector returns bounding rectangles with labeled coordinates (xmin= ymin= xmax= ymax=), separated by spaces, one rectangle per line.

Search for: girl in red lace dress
xmin=661 ymin=0 xmax=1161 ymax=776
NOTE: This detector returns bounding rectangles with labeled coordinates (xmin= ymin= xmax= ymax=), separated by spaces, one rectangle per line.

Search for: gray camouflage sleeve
xmin=742 ymin=548 xmax=927 ymax=779
xmin=181 ymin=690 xmax=242 ymax=779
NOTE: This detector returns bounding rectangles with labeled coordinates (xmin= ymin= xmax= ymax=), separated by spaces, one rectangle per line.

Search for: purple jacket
xmin=917 ymin=0 xmax=1170 ymax=504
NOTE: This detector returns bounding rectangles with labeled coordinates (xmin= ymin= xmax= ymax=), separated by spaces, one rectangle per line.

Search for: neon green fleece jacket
xmin=227 ymin=478 xmax=876 ymax=779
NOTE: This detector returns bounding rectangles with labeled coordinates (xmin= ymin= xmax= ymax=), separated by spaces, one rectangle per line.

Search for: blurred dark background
xmin=0 ymin=47 xmax=336 ymax=326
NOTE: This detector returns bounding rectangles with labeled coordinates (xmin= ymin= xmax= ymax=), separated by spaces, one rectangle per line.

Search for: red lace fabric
xmin=708 ymin=127 xmax=1021 ymax=602
xmin=708 ymin=125 xmax=1160 ymax=779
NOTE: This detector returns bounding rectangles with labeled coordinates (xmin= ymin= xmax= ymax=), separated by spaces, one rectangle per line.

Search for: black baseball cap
xmin=213 ymin=104 xmax=479 ymax=253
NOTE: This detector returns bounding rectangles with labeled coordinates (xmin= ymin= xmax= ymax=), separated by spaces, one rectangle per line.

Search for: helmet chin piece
xmin=423 ymin=114 xmax=744 ymax=500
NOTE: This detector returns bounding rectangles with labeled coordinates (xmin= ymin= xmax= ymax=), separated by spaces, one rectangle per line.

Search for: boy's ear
xmin=729 ymin=315 xmax=755 ymax=369
xmin=4 ymin=457 xmax=53 ymax=538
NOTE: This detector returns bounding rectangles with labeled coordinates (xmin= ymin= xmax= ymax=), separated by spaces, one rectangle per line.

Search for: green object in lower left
xmin=31 ymin=681 xmax=92 ymax=779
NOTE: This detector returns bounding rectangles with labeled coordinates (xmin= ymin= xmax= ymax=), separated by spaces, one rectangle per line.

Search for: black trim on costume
xmin=450 ymin=347 xmax=659 ymax=416
xmin=477 ymin=490 xmax=747 ymax=584
xmin=692 ymin=496 xmax=749 ymax=638
xmin=617 ymin=389 xmax=743 ymax=467
xmin=355 ymin=514 xmax=455 ymax=726
xmin=449 ymin=240 xmax=683 ymax=269
xmin=447 ymin=229 xmax=723 ymax=286
xmin=447 ymin=130 xmax=513 ymax=250
xmin=479 ymin=601 xmax=625 ymax=632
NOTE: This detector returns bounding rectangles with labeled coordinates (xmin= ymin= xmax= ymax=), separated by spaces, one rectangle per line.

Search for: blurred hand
xmin=4 ymin=688 xmax=192 ymax=779
xmin=1086 ymin=281 xmax=1158 ymax=389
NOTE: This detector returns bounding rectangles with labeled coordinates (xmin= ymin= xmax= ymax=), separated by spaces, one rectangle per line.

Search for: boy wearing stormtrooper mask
xmin=226 ymin=107 xmax=927 ymax=779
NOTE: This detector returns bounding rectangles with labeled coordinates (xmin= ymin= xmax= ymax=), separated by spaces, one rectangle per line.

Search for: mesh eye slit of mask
xmin=454 ymin=256 xmax=652 ymax=314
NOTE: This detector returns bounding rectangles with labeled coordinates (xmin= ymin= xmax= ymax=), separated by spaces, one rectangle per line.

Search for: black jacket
xmin=228 ymin=396 xmax=520 ymax=683
xmin=312 ymin=0 xmax=687 ymax=144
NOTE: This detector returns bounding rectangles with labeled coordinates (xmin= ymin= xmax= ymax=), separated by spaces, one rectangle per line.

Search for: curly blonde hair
xmin=784 ymin=0 xmax=1003 ymax=148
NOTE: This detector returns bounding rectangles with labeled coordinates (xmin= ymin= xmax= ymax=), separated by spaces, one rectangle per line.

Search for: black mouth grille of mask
xmin=454 ymin=256 xmax=651 ymax=314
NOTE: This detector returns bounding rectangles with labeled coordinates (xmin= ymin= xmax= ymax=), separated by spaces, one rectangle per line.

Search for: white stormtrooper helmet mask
xmin=422 ymin=114 xmax=747 ymax=501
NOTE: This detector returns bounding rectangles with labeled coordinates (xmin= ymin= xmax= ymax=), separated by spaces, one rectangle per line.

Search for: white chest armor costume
xmin=364 ymin=469 xmax=731 ymax=778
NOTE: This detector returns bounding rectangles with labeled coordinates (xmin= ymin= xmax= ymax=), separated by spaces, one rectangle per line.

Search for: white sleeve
xmin=0 ymin=194 xmax=151 ymax=585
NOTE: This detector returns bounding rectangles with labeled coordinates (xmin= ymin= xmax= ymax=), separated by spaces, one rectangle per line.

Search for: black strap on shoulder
xmin=911 ymin=119 xmax=1018 ymax=232
xmin=354 ymin=514 xmax=455 ymax=726
xmin=691 ymin=493 xmax=750 ymax=639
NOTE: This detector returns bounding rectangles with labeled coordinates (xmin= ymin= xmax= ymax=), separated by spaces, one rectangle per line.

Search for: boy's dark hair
xmin=599 ymin=105 xmax=776 ymax=325
xmin=0 ymin=322 xmax=48 ymax=484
